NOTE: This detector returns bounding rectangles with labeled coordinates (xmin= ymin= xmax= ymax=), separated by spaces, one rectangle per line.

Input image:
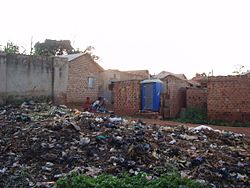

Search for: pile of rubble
xmin=0 ymin=102 xmax=249 ymax=187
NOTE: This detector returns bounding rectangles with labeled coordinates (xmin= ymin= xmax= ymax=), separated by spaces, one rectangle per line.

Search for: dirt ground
xmin=68 ymin=104 xmax=250 ymax=136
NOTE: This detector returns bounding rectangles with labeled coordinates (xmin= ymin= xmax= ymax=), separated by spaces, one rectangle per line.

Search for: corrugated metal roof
xmin=154 ymin=71 xmax=187 ymax=80
xmin=58 ymin=53 xmax=84 ymax=61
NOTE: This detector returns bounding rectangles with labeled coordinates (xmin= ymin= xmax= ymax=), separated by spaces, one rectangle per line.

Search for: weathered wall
xmin=52 ymin=57 xmax=69 ymax=104
xmin=5 ymin=55 xmax=53 ymax=101
xmin=99 ymin=70 xmax=121 ymax=106
xmin=162 ymin=76 xmax=189 ymax=118
xmin=113 ymin=80 xmax=141 ymax=115
xmin=0 ymin=54 xmax=7 ymax=105
xmin=186 ymin=87 xmax=207 ymax=109
xmin=67 ymin=54 xmax=103 ymax=103
xmin=0 ymin=54 xmax=68 ymax=105
xmin=207 ymin=75 xmax=250 ymax=122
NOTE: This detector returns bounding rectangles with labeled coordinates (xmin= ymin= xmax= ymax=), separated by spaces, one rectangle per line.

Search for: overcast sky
xmin=1 ymin=0 xmax=250 ymax=78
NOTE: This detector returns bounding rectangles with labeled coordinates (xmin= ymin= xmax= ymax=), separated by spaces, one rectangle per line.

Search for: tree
xmin=4 ymin=42 xmax=19 ymax=54
xmin=83 ymin=45 xmax=101 ymax=61
xmin=34 ymin=39 xmax=75 ymax=56
xmin=233 ymin=64 xmax=245 ymax=75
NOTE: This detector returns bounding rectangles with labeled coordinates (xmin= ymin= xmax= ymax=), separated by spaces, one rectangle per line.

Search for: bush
xmin=57 ymin=172 xmax=205 ymax=188
xmin=177 ymin=107 xmax=208 ymax=124
xmin=174 ymin=107 xmax=250 ymax=127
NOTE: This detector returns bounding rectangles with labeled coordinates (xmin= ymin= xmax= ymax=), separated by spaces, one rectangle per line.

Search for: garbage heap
xmin=0 ymin=102 xmax=249 ymax=187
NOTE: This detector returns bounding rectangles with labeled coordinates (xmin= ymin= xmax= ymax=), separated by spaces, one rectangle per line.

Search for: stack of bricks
xmin=113 ymin=80 xmax=141 ymax=116
xmin=207 ymin=75 xmax=250 ymax=122
xmin=186 ymin=87 xmax=207 ymax=109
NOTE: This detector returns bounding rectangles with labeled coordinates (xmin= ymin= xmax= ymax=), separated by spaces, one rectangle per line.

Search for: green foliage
xmin=177 ymin=107 xmax=208 ymax=124
xmin=57 ymin=172 xmax=205 ymax=188
xmin=232 ymin=64 xmax=245 ymax=75
xmin=34 ymin=39 xmax=75 ymax=56
xmin=174 ymin=107 xmax=250 ymax=127
xmin=83 ymin=45 xmax=101 ymax=61
xmin=175 ymin=107 xmax=210 ymax=124
xmin=4 ymin=42 xmax=19 ymax=54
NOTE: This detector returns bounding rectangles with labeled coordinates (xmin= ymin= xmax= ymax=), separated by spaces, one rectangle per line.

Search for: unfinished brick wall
xmin=162 ymin=76 xmax=189 ymax=118
xmin=99 ymin=69 xmax=149 ymax=107
xmin=113 ymin=80 xmax=141 ymax=116
xmin=186 ymin=88 xmax=207 ymax=109
xmin=207 ymin=75 xmax=250 ymax=122
xmin=67 ymin=54 xmax=103 ymax=103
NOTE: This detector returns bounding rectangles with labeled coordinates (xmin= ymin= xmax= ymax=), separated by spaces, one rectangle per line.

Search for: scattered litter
xmin=0 ymin=110 xmax=6 ymax=115
xmin=191 ymin=125 xmax=213 ymax=131
xmin=169 ymin=140 xmax=176 ymax=144
xmin=0 ymin=102 xmax=249 ymax=187
xmin=0 ymin=168 xmax=7 ymax=174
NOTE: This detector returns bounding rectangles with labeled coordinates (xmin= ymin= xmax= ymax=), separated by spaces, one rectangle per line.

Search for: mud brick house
xmin=60 ymin=53 xmax=104 ymax=103
xmin=112 ymin=71 xmax=197 ymax=118
xmin=100 ymin=69 xmax=149 ymax=107
xmin=207 ymin=74 xmax=250 ymax=122
xmin=154 ymin=71 xmax=196 ymax=118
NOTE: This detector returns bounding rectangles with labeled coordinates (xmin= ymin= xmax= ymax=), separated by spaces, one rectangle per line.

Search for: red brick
xmin=113 ymin=80 xmax=141 ymax=116
xmin=186 ymin=88 xmax=207 ymax=109
xmin=207 ymin=75 xmax=250 ymax=122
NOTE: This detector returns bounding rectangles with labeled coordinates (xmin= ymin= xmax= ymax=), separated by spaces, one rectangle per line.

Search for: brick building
xmin=112 ymin=75 xmax=192 ymax=118
xmin=207 ymin=74 xmax=250 ymax=122
xmin=160 ymin=75 xmax=192 ymax=118
xmin=60 ymin=53 xmax=104 ymax=103
xmin=153 ymin=71 xmax=198 ymax=118
xmin=100 ymin=69 xmax=149 ymax=107
xmin=112 ymin=71 xmax=196 ymax=118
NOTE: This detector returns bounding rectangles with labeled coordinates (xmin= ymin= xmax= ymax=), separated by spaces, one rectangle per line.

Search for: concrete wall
xmin=99 ymin=70 xmax=122 ymax=106
xmin=207 ymin=75 xmax=250 ymax=122
xmin=53 ymin=56 xmax=69 ymax=104
xmin=0 ymin=54 xmax=7 ymax=105
xmin=186 ymin=87 xmax=207 ymax=109
xmin=0 ymin=54 xmax=68 ymax=105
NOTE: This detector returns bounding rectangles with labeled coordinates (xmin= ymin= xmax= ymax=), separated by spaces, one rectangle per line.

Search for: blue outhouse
xmin=141 ymin=79 xmax=163 ymax=112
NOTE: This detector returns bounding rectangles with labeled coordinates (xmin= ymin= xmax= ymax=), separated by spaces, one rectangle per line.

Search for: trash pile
xmin=0 ymin=102 xmax=249 ymax=187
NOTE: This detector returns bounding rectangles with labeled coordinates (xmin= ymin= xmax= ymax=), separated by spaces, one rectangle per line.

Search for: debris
xmin=70 ymin=122 xmax=81 ymax=131
xmin=169 ymin=140 xmax=177 ymax=144
xmin=0 ymin=102 xmax=249 ymax=187
xmin=191 ymin=156 xmax=205 ymax=166
xmin=109 ymin=116 xmax=123 ymax=123
xmin=0 ymin=110 xmax=6 ymax=115
xmin=0 ymin=168 xmax=7 ymax=174
xmin=79 ymin=137 xmax=91 ymax=146
xmin=179 ymin=134 xmax=198 ymax=140
xmin=191 ymin=125 xmax=213 ymax=131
